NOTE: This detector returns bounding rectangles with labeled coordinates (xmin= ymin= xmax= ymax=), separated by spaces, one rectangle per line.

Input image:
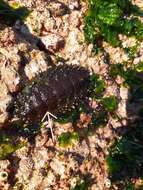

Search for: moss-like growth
xmin=0 ymin=122 xmax=41 ymax=159
xmin=57 ymin=109 xmax=80 ymax=124
xmin=101 ymin=96 xmax=118 ymax=112
xmin=0 ymin=129 xmax=25 ymax=160
xmin=89 ymin=74 xmax=105 ymax=99
xmin=84 ymin=0 xmax=143 ymax=49
xmin=109 ymin=63 xmax=143 ymax=104
xmin=72 ymin=180 xmax=88 ymax=190
xmin=109 ymin=63 xmax=142 ymax=85
xmin=90 ymin=109 xmax=108 ymax=128
xmin=135 ymin=62 xmax=143 ymax=72
xmin=0 ymin=142 xmax=22 ymax=160
xmin=106 ymin=122 xmax=143 ymax=183
xmin=109 ymin=63 xmax=125 ymax=79
xmin=124 ymin=44 xmax=139 ymax=60
xmin=58 ymin=132 xmax=79 ymax=147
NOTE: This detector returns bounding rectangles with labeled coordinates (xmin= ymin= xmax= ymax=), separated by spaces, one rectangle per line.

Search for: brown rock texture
xmin=0 ymin=0 xmax=143 ymax=189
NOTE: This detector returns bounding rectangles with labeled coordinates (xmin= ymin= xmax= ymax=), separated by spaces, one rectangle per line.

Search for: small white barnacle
xmin=40 ymin=92 xmax=47 ymax=101
xmin=65 ymin=104 xmax=68 ymax=108
xmin=34 ymin=87 xmax=39 ymax=93
xmin=71 ymin=105 xmax=75 ymax=109
xmin=31 ymin=95 xmax=39 ymax=107
xmin=52 ymin=90 xmax=57 ymax=95
xmin=24 ymin=102 xmax=30 ymax=113
xmin=63 ymin=73 xmax=67 ymax=77
xmin=55 ymin=75 xmax=58 ymax=81
xmin=0 ymin=171 xmax=8 ymax=182
xmin=105 ymin=178 xmax=111 ymax=188
xmin=79 ymin=77 xmax=84 ymax=81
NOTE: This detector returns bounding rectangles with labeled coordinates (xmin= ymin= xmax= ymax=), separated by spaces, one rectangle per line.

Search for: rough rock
xmin=0 ymin=81 xmax=12 ymax=128
xmin=48 ymin=1 xmax=69 ymax=17
xmin=0 ymin=26 xmax=51 ymax=126
xmin=40 ymin=34 xmax=65 ymax=52
xmin=0 ymin=0 xmax=142 ymax=189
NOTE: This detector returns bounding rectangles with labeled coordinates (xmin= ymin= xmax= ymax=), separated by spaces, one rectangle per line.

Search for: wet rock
xmin=0 ymin=27 xmax=16 ymax=48
xmin=68 ymin=0 xmax=81 ymax=10
xmin=0 ymin=26 xmax=51 ymax=126
xmin=48 ymin=1 xmax=69 ymax=17
xmin=15 ymin=149 xmax=35 ymax=186
xmin=40 ymin=34 xmax=65 ymax=52
xmin=69 ymin=11 xmax=81 ymax=28
xmin=24 ymin=50 xmax=49 ymax=80
xmin=23 ymin=9 xmax=51 ymax=36
xmin=50 ymin=158 xmax=65 ymax=176
xmin=65 ymin=29 xmax=80 ymax=57
xmin=0 ymin=81 xmax=12 ymax=127
xmin=0 ymin=61 xmax=20 ymax=93
xmin=120 ymin=86 xmax=128 ymax=100
xmin=44 ymin=17 xmax=56 ymax=32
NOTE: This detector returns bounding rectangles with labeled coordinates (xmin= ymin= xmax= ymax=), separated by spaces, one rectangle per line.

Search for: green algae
xmin=84 ymin=0 xmax=143 ymax=50
xmin=0 ymin=142 xmax=22 ymax=160
xmin=72 ymin=180 xmax=88 ymax=190
xmin=89 ymin=74 xmax=106 ymax=99
xmin=124 ymin=44 xmax=139 ymax=60
xmin=90 ymin=109 xmax=108 ymax=128
xmin=0 ymin=131 xmax=25 ymax=160
xmin=0 ymin=0 xmax=30 ymax=25
xmin=101 ymin=96 xmax=118 ymax=112
xmin=106 ymin=122 xmax=143 ymax=183
xmin=56 ymin=109 xmax=80 ymax=124
xmin=58 ymin=132 xmax=79 ymax=147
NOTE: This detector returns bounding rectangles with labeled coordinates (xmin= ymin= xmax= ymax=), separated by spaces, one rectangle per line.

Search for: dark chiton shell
xmin=14 ymin=64 xmax=90 ymax=123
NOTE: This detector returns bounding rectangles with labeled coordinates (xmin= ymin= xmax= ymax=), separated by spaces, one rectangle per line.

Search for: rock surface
xmin=0 ymin=0 xmax=143 ymax=189
xmin=0 ymin=26 xmax=51 ymax=127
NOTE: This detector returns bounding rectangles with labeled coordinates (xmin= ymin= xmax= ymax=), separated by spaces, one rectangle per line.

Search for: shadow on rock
xmin=107 ymin=67 xmax=143 ymax=188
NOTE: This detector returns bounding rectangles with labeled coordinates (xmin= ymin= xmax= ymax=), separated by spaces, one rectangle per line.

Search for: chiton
xmin=11 ymin=64 xmax=90 ymax=124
